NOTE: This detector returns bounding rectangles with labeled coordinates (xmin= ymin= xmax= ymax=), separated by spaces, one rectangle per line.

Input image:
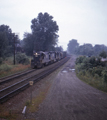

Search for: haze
xmin=0 ymin=0 xmax=107 ymax=50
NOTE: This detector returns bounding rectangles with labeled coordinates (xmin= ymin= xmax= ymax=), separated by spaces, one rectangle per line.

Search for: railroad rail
xmin=0 ymin=69 xmax=35 ymax=85
xmin=0 ymin=57 xmax=70 ymax=104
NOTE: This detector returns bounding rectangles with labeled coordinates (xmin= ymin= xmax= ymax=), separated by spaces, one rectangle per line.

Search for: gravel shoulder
xmin=34 ymin=56 xmax=107 ymax=120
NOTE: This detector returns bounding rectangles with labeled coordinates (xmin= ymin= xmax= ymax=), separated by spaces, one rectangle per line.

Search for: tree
xmin=0 ymin=32 xmax=8 ymax=58
xmin=93 ymin=44 xmax=106 ymax=55
xmin=82 ymin=44 xmax=93 ymax=56
xmin=55 ymin=46 xmax=63 ymax=52
xmin=0 ymin=24 xmax=20 ymax=57
xmin=67 ymin=39 xmax=79 ymax=54
xmin=0 ymin=25 xmax=13 ymax=46
xmin=23 ymin=33 xmax=34 ymax=56
xmin=99 ymin=51 xmax=107 ymax=58
xmin=31 ymin=12 xmax=59 ymax=51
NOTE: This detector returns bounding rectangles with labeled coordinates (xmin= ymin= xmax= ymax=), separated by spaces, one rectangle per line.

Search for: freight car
xmin=31 ymin=51 xmax=66 ymax=68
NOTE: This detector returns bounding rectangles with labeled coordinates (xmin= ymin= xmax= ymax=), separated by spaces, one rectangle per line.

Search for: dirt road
xmin=35 ymin=56 xmax=107 ymax=120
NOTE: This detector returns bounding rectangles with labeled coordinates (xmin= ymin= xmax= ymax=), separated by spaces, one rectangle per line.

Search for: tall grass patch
xmin=0 ymin=54 xmax=31 ymax=78
xmin=0 ymin=64 xmax=30 ymax=78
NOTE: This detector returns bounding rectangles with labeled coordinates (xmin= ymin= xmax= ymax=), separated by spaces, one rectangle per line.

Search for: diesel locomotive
xmin=31 ymin=51 xmax=66 ymax=68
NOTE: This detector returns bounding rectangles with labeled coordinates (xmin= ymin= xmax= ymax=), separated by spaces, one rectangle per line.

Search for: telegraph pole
xmin=14 ymin=35 xmax=15 ymax=65
xmin=13 ymin=33 xmax=19 ymax=65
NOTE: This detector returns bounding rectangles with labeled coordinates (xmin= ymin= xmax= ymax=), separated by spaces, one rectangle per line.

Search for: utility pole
xmin=14 ymin=35 xmax=15 ymax=65
xmin=13 ymin=33 xmax=19 ymax=65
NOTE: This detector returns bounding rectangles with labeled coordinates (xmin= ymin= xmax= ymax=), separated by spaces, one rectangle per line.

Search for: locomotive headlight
xmin=35 ymin=53 xmax=38 ymax=57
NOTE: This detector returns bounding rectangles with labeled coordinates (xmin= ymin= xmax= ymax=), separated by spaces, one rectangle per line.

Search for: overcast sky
xmin=0 ymin=0 xmax=107 ymax=50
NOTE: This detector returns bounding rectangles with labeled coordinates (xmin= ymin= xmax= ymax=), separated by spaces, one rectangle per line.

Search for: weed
xmin=26 ymin=85 xmax=50 ymax=113
xmin=25 ymin=100 xmax=31 ymax=107
xmin=0 ymin=106 xmax=17 ymax=120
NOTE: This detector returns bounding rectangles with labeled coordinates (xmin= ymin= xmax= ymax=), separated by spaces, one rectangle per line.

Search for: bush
xmin=82 ymin=70 xmax=86 ymax=75
xmin=102 ymin=70 xmax=107 ymax=83
xmin=92 ymin=66 xmax=103 ymax=77
xmin=16 ymin=53 xmax=30 ymax=65
xmin=75 ymin=64 xmax=84 ymax=72
xmin=0 ymin=64 xmax=13 ymax=71
xmin=75 ymin=56 xmax=86 ymax=65
xmin=99 ymin=51 xmax=107 ymax=58
xmin=88 ymin=56 xmax=97 ymax=67
xmin=76 ymin=55 xmax=107 ymax=92
xmin=94 ymin=74 xmax=99 ymax=79
xmin=88 ymin=68 xmax=93 ymax=74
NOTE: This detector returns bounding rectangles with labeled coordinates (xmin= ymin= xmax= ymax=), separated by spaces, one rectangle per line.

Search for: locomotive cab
xmin=31 ymin=51 xmax=50 ymax=68
xmin=31 ymin=52 xmax=44 ymax=68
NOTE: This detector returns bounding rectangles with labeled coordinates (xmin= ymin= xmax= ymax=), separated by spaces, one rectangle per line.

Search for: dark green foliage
xmin=75 ymin=56 xmax=86 ymax=65
xmin=76 ymin=56 xmax=107 ymax=83
xmin=0 ymin=57 xmax=3 ymax=64
xmin=22 ymin=12 xmax=59 ymax=55
xmin=23 ymin=33 xmax=34 ymax=56
xmin=88 ymin=68 xmax=93 ymax=74
xmin=0 ymin=25 xmax=13 ymax=45
xmin=31 ymin=12 xmax=59 ymax=52
xmin=92 ymin=66 xmax=103 ymax=77
xmin=102 ymin=70 xmax=107 ymax=83
xmin=99 ymin=51 xmax=107 ymax=58
xmin=75 ymin=56 xmax=104 ymax=76
xmin=0 ymin=24 xmax=20 ymax=58
xmin=0 ymin=32 xmax=8 ymax=58
xmin=88 ymin=56 xmax=101 ymax=68
xmin=76 ymin=55 xmax=107 ymax=92
xmin=16 ymin=53 xmax=30 ymax=65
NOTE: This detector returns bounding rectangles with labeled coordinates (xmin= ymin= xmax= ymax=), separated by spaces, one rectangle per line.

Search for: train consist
xmin=31 ymin=51 xmax=67 ymax=68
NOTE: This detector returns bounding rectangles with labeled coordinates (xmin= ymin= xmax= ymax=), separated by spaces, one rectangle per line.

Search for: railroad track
xmin=0 ymin=57 xmax=70 ymax=104
xmin=0 ymin=69 xmax=35 ymax=85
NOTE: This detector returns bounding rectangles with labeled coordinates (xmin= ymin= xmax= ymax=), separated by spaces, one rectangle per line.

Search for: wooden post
xmin=29 ymin=81 xmax=34 ymax=104
xmin=14 ymin=35 xmax=15 ymax=65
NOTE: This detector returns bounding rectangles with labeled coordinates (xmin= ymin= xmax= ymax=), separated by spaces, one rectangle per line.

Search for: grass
xmin=0 ymin=105 xmax=18 ymax=120
xmin=0 ymin=56 xmax=31 ymax=78
xmin=0 ymin=64 xmax=30 ymax=78
xmin=76 ymin=71 xmax=107 ymax=93
xmin=25 ymin=85 xmax=50 ymax=113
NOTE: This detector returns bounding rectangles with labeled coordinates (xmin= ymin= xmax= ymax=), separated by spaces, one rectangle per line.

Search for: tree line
xmin=67 ymin=39 xmax=107 ymax=57
xmin=0 ymin=12 xmax=63 ymax=60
